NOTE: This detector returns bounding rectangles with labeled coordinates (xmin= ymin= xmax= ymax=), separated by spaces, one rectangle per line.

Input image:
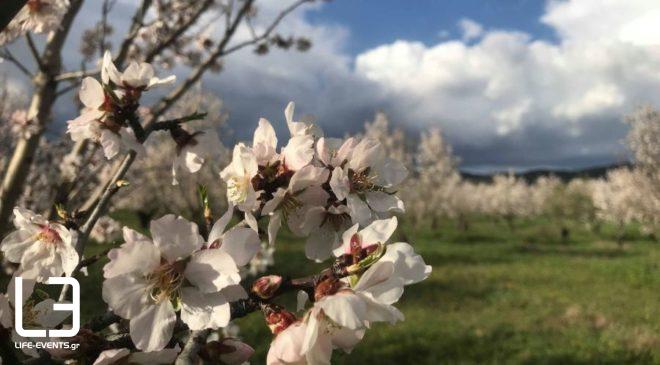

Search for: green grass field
xmin=74 ymin=214 xmax=660 ymax=364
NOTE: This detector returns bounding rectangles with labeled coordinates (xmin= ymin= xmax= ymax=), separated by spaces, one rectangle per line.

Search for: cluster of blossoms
xmin=221 ymin=102 xmax=408 ymax=262
xmin=0 ymin=0 xmax=69 ymax=45
xmin=67 ymin=51 xmax=175 ymax=159
xmin=102 ymin=211 xmax=260 ymax=351
xmin=0 ymin=92 xmax=429 ymax=363
xmin=266 ymin=217 xmax=431 ymax=364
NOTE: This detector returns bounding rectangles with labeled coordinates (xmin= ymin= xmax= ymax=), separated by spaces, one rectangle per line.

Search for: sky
xmin=5 ymin=0 xmax=660 ymax=172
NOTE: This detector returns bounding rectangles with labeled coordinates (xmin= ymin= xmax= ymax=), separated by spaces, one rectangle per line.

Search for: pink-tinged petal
xmin=79 ymin=77 xmax=105 ymax=109
xmin=267 ymin=321 xmax=306 ymax=365
xmin=13 ymin=206 xmax=46 ymax=230
xmin=353 ymin=261 xmax=395 ymax=293
xmin=150 ymin=215 xmax=203 ymax=263
xmin=346 ymin=194 xmax=372 ymax=227
xmin=93 ymin=348 xmax=130 ymax=365
xmin=102 ymin=274 xmax=151 ymax=319
xmin=122 ymin=226 xmax=150 ymax=244
xmin=219 ymin=338 xmax=255 ymax=365
xmin=101 ymin=51 xmax=122 ymax=85
xmin=333 ymin=223 xmax=359 ymax=257
xmin=0 ymin=294 xmax=12 ymax=328
xmin=317 ymin=292 xmax=367 ymax=330
xmin=267 ymin=213 xmax=282 ymax=247
xmin=296 ymin=291 xmax=308 ymax=312
xmin=103 ymin=239 xmax=160 ymax=279
xmin=335 ymin=137 xmax=357 ymax=165
xmin=184 ymin=249 xmax=240 ymax=292
xmin=1 ymin=229 xmax=34 ymax=263
xmin=100 ymin=130 xmax=121 ymax=159
xmin=282 ymin=135 xmax=314 ymax=171
xmin=359 ymin=292 xmax=404 ymax=324
xmin=129 ymin=299 xmax=176 ymax=351
xmin=55 ymin=239 xmax=79 ymax=277
xmin=330 ymin=328 xmax=365 ymax=353
xmin=380 ymin=242 xmax=432 ymax=285
xmin=359 ymin=216 xmax=397 ymax=247
xmin=376 ymin=157 xmax=408 ymax=187
xmin=146 ymin=74 xmax=176 ymax=89
xmin=219 ymin=227 xmax=261 ymax=267
xmin=180 ymin=287 xmax=230 ymax=330
xmin=329 ymin=167 xmax=350 ymax=201
xmin=208 ymin=206 xmax=233 ymax=245
xmin=289 ymin=165 xmax=329 ymax=193
xmin=348 ymin=138 xmax=384 ymax=172
xmin=365 ymin=191 xmax=405 ymax=213
xmin=122 ymin=62 xmax=154 ymax=88
xmin=254 ymin=118 xmax=278 ymax=151
xmin=305 ymin=227 xmax=337 ymax=262
xmin=128 ymin=345 xmax=180 ymax=364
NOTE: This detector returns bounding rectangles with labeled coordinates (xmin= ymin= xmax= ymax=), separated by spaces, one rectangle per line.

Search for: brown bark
xmin=0 ymin=0 xmax=84 ymax=235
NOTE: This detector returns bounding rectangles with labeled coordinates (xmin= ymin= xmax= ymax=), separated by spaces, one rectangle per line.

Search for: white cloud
xmin=457 ymin=18 xmax=484 ymax=41
xmin=206 ymin=0 xmax=660 ymax=168
xmin=7 ymin=0 xmax=660 ymax=169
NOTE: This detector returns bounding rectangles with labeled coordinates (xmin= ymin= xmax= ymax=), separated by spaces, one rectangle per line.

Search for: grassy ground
xmin=53 ymin=214 xmax=660 ymax=363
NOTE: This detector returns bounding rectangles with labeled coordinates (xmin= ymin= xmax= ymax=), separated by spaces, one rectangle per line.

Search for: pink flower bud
xmin=252 ymin=275 xmax=282 ymax=299
xmin=265 ymin=309 xmax=297 ymax=335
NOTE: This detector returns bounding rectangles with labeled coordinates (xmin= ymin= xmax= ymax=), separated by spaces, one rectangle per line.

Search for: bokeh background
xmin=2 ymin=0 xmax=660 ymax=363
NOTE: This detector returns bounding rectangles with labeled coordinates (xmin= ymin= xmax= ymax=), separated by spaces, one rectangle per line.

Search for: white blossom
xmin=1 ymin=207 xmax=78 ymax=282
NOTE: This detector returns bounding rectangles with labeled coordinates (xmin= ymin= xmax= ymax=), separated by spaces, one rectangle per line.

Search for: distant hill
xmin=460 ymin=162 xmax=632 ymax=183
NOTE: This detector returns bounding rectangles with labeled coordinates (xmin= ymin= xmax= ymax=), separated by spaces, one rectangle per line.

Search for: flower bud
xmin=265 ymin=308 xmax=297 ymax=334
xmin=201 ymin=338 xmax=255 ymax=365
xmin=252 ymin=275 xmax=283 ymax=299
xmin=314 ymin=277 xmax=345 ymax=301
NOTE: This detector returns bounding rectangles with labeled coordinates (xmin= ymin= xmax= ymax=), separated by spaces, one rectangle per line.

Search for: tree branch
xmin=0 ymin=47 xmax=33 ymax=77
xmin=115 ymin=0 xmax=153 ymax=67
xmin=25 ymin=33 xmax=44 ymax=71
xmin=144 ymin=0 xmax=214 ymax=63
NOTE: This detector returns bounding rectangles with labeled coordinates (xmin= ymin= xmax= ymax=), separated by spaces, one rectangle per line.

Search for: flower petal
xmin=150 ymin=215 xmax=203 ymax=263
xmin=129 ymin=299 xmax=176 ymax=351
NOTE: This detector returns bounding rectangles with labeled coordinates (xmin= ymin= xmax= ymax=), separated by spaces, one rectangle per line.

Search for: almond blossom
xmin=0 ymin=207 xmax=78 ymax=282
xmin=102 ymin=214 xmax=255 ymax=351
xmin=220 ymin=116 xmax=315 ymax=232
xmin=67 ymin=51 xmax=175 ymax=159
xmin=0 ymin=0 xmax=69 ymax=45
xmin=329 ymin=137 xmax=407 ymax=227
xmin=170 ymin=128 xmax=221 ymax=185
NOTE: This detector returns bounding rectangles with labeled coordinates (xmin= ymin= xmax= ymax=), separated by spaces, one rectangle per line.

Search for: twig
xmin=25 ymin=33 xmax=44 ymax=71
xmin=147 ymin=112 xmax=208 ymax=132
xmin=220 ymin=0 xmax=312 ymax=58
xmin=115 ymin=0 xmax=153 ymax=67
xmin=144 ymin=0 xmax=214 ymax=63
xmin=0 ymin=47 xmax=33 ymax=77
xmin=54 ymin=69 xmax=99 ymax=82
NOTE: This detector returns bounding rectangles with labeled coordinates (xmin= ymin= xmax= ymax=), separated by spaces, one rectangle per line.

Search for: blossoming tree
xmin=0 ymin=48 xmax=431 ymax=364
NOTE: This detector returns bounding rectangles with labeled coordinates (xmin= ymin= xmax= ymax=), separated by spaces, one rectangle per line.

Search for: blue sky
xmin=4 ymin=0 xmax=660 ymax=172
xmin=307 ymin=0 xmax=557 ymax=55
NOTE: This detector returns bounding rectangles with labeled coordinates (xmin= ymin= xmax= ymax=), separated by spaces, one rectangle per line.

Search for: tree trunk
xmin=560 ymin=226 xmax=570 ymax=244
xmin=0 ymin=0 xmax=84 ymax=235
